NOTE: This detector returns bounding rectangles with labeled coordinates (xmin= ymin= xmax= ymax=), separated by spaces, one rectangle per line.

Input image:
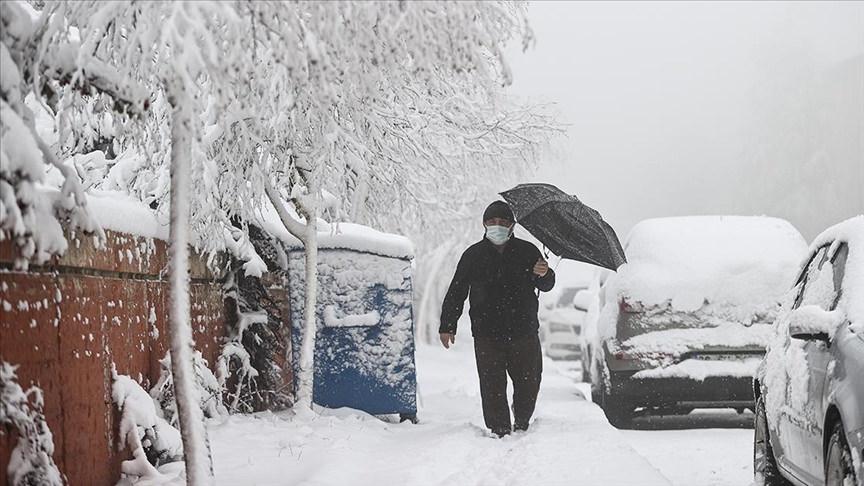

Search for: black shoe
xmin=491 ymin=428 xmax=511 ymax=438
xmin=514 ymin=421 xmax=529 ymax=432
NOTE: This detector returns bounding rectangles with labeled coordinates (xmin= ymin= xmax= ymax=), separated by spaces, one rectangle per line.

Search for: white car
xmin=579 ymin=275 xmax=608 ymax=382
xmin=754 ymin=216 xmax=864 ymax=486
xmin=540 ymin=307 xmax=583 ymax=360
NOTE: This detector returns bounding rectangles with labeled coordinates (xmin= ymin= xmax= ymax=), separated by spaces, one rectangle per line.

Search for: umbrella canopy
xmin=500 ymin=183 xmax=627 ymax=271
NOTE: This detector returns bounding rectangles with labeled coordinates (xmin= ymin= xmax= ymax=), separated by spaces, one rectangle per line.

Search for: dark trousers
xmin=473 ymin=333 xmax=543 ymax=433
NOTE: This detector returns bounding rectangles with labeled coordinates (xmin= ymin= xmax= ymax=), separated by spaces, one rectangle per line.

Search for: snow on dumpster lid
xmin=259 ymin=204 xmax=414 ymax=260
xmin=809 ymin=215 xmax=864 ymax=333
xmin=616 ymin=215 xmax=808 ymax=312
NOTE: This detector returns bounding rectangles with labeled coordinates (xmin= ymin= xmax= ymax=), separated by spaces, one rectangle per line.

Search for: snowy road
xmin=620 ymin=411 xmax=755 ymax=486
xmin=207 ymin=337 xmax=757 ymax=485
xmin=546 ymin=361 xmax=756 ymax=486
xmin=209 ymin=339 xmax=670 ymax=485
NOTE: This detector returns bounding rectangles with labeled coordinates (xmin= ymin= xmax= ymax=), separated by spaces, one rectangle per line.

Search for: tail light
xmin=613 ymin=350 xmax=640 ymax=361
xmin=619 ymin=297 xmax=644 ymax=313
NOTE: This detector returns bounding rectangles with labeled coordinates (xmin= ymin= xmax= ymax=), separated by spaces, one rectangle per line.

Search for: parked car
xmin=591 ymin=216 xmax=807 ymax=427
xmin=574 ymin=280 xmax=608 ymax=383
xmin=540 ymin=284 xmax=588 ymax=319
xmin=540 ymin=306 xmax=583 ymax=360
xmin=753 ymin=216 xmax=863 ymax=486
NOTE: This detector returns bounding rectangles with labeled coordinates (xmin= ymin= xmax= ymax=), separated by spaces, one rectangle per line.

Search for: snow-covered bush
xmin=149 ymin=352 xmax=226 ymax=428
xmin=0 ymin=361 xmax=63 ymax=486
xmin=111 ymin=370 xmax=186 ymax=485
xmin=219 ymin=228 xmax=293 ymax=413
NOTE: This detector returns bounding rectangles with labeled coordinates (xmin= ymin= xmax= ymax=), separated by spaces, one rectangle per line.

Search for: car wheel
xmin=825 ymin=421 xmax=858 ymax=486
xmin=599 ymin=367 xmax=633 ymax=429
xmin=754 ymin=396 xmax=791 ymax=486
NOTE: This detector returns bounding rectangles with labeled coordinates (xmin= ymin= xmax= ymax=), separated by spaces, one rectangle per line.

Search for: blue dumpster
xmin=286 ymin=236 xmax=416 ymax=417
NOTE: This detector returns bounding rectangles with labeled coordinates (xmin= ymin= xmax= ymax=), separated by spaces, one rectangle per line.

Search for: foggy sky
xmin=505 ymin=1 xmax=864 ymax=240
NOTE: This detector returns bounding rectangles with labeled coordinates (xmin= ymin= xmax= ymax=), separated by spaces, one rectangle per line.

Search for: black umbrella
xmin=500 ymin=183 xmax=626 ymax=271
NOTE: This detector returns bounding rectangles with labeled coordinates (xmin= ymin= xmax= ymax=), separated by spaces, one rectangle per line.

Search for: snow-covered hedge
xmin=149 ymin=352 xmax=226 ymax=428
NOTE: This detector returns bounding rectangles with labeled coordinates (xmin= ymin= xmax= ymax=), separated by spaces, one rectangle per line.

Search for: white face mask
xmin=485 ymin=225 xmax=512 ymax=245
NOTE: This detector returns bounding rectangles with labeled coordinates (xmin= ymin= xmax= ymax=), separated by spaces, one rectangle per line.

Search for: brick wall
xmin=0 ymin=230 xmax=239 ymax=485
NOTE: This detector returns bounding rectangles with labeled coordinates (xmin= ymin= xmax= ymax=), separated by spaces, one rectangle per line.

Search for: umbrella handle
xmin=536 ymin=245 xmax=551 ymax=299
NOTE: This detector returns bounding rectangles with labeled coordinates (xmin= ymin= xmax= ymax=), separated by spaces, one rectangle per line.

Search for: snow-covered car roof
xmin=614 ymin=215 xmax=807 ymax=313
xmin=572 ymin=289 xmax=594 ymax=311
xmin=808 ymin=215 xmax=864 ymax=333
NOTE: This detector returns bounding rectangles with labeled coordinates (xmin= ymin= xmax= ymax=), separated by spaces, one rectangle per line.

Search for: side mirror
xmin=788 ymin=305 xmax=845 ymax=342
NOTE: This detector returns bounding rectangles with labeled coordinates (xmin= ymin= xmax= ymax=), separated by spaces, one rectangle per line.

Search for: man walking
xmin=439 ymin=200 xmax=555 ymax=437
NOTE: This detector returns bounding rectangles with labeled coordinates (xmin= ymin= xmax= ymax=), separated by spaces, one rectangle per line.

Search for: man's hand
xmin=533 ymin=257 xmax=549 ymax=277
xmin=439 ymin=332 xmax=455 ymax=349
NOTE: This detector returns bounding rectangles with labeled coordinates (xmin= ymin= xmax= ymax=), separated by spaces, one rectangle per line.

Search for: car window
xmin=792 ymin=247 xmax=826 ymax=310
xmin=830 ymin=243 xmax=848 ymax=310
xmin=797 ymin=246 xmax=838 ymax=311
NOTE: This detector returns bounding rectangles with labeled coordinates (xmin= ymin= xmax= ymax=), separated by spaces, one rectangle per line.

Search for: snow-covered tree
xmin=193 ymin=1 xmax=557 ymax=407
xmin=26 ymin=1 xmax=256 ymax=482
xmin=0 ymin=0 xmax=147 ymax=268
xmin=19 ymin=0 xmax=556 ymax=440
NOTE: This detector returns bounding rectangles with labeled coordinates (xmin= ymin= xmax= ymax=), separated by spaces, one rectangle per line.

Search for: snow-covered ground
xmin=620 ymin=411 xmax=755 ymax=486
xmin=209 ymin=338 xmax=671 ymax=485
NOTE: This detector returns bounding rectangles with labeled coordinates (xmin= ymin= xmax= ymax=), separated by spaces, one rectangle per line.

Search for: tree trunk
xmin=295 ymin=207 xmax=318 ymax=408
xmin=262 ymin=178 xmax=319 ymax=409
xmin=167 ymin=87 xmax=212 ymax=485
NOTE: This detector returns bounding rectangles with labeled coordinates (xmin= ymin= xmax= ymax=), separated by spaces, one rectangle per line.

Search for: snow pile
xmin=622 ymin=323 xmax=774 ymax=355
xmin=614 ymin=216 xmax=807 ymax=317
xmin=809 ymin=215 xmax=864 ymax=333
xmin=0 ymin=361 xmax=63 ymax=486
xmin=111 ymin=370 xmax=184 ymax=483
xmin=633 ymin=357 xmax=762 ymax=381
xmin=85 ymin=189 xmax=169 ymax=240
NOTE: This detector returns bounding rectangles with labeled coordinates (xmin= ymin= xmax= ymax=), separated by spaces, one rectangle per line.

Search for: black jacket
xmin=439 ymin=236 xmax=555 ymax=339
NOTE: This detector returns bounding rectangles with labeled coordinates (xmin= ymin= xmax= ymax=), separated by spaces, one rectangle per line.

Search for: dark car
xmin=753 ymin=216 xmax=864 ymax=486
xmin=590 ymin=216 xmax=807 ymax=427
